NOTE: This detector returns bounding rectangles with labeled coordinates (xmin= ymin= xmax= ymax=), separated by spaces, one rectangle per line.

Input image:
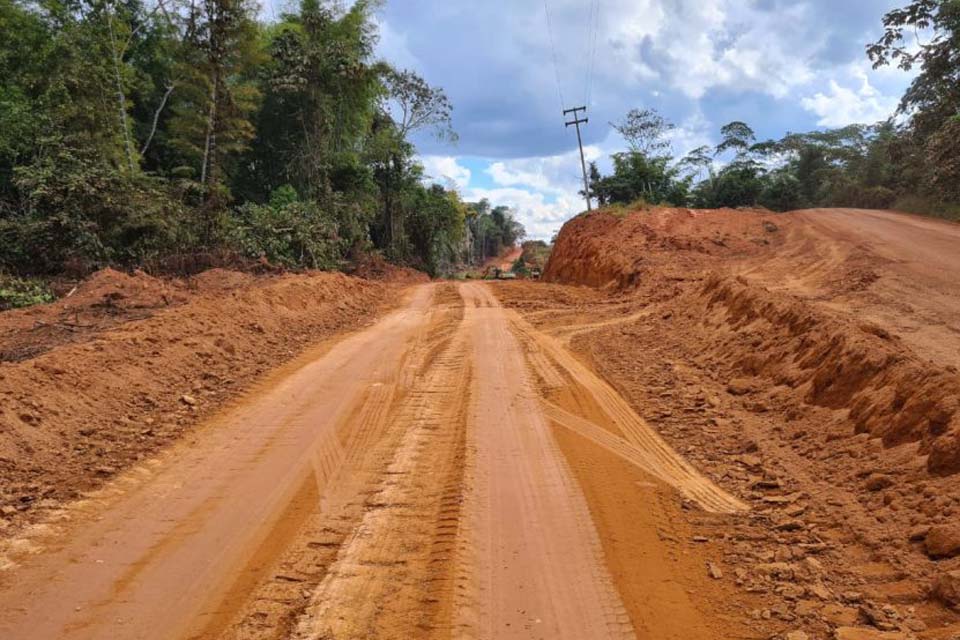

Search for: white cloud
xmin=420 ymin=156 xmax=472 ymax=190
xmin=801 ymin=64 xmax=900 ymax=126
xmin=602 ymin=0 xmax=819 ymax=99
xmin=470 ymin=142 xmax=619 ymax=240
xmin=464 ymin=186 xmax=582 ymax=242
xmin=374 ymin=17 xmax=421 ymax=71
xmin=486 ymin=145 xmax=603 ymax=197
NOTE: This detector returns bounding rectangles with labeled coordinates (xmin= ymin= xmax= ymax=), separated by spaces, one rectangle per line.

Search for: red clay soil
xmin=0 ymin=268 xmax=398 ymax=536
xmin=0 ymin=269 xmax=190 ymax=362
xmin=543 ymin=206 xmax=782 ymax=288
xmin=347 ymin=253 xmax=432 ymax=284
xmin=543 ymin=207 xmax=960 ymax=474
xmin=493 ymin=205 xmax=960 ymax=638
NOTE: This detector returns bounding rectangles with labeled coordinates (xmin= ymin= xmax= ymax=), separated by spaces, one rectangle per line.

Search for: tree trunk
xmin=141 ymin=83 xmax=175 ymax=156
xmin=106 ymin=8 xmax=136 ymax=174
xmin=201 ymin=73 xmax=219 ymax=189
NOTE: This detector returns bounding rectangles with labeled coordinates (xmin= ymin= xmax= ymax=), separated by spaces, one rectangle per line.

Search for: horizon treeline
xmin=0 ymin=0 xmax=524 ymax=277
xmin=587 ymin=1 xmax=959 ymax=220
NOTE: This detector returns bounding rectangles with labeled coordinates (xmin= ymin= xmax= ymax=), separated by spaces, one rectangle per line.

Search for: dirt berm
xmin=0 ymin=268 xmax=403 ymax=535
xmin=543 ymin=207 xmax=960 ymax=476
xmin=492 ymin=205 xmax=960 ymax=636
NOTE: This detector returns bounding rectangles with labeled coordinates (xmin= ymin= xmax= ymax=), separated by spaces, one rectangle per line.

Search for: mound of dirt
xmin=68 ymin=268 xmax=187 ymax=310
xmin=0 ymin=270 xmax=393 ymax=532
xmin=543 ymin=205 xmax=960 ymax=475
xmin=349 ymin=254 xmax=430 ymax=284
xmin=543 ymin=207 xmax=781 ymax=288
xmin=186 ymin=268 xmax=257 ymax=292
xmin=696 ymin=274 xmax=960 ymax=475
xmin=0 ymin=269 xmax=190 ymax=362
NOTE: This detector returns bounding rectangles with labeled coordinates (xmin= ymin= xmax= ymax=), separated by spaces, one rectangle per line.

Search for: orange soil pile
xmin=699 ymin=275 xmax=960 ymax=475
xmin=0 ymin=269 xmax=393 ymax=529
xmin=543 ymin=207 xmax=782 ymax=288
xmin=348 ymin=254 xmax=431 ymax=284
xmin=543 ymin=207 xmax=960 ymax=476
xmin=0 ymin=269 xmax=189 ymax=361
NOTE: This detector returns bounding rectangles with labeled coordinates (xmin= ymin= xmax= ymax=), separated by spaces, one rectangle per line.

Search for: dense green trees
xmin=589 ymin=1 xmax=959 ymax=220
xmin=0 ymin=0 xmax=506 ymax=277
xmin=465 ymin=199 xmax=525 ymax=265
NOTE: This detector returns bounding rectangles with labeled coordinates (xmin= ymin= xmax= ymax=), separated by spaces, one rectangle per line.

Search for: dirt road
xmin=738 ymin=208 xmax=960 ymax=369
xmin=0 ymin=282 xmax=742 ymax=639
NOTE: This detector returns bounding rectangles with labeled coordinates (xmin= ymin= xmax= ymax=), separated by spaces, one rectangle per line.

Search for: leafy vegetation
xmin=589 ymin=0 xmax=960 ymax=220
xmin=512 ymin=240 xmax=551 ymax=277
xmin=0 ymin=0 xmax=521 ymax=281
xmin=465 ymin=199 xmax=525 ymax=265
xmin=0 ymin=275 xmax=55 ymax=310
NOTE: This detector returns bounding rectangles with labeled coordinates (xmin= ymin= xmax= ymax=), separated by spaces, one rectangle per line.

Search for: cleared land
xmin=1 ymin=207 xmax=959 ymax=639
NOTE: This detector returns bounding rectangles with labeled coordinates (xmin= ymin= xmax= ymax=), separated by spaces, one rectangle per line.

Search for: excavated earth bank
xmin=494 ymin=205 xmax=960 ymax=639
xmin=0 ymin=268 xmax=403 ymax=537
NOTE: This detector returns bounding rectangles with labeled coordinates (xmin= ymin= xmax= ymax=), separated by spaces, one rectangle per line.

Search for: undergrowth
xmin=0 ymin=275 xmax=55 ymax=310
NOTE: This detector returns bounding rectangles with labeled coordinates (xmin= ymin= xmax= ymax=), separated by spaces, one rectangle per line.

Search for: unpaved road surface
xmin=4 ymin=207 xmax=958 ymax=640
xmin=0 ymin=282 xmax=742 ymax=639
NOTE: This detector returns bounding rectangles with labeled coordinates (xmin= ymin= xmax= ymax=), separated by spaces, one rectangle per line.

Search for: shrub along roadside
xmin=0 ymin=275 xmax=55 ymax=310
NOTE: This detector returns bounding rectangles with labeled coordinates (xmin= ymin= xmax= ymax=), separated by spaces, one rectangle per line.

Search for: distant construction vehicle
xmin=483 ymin=267 xmax=517 ymax=280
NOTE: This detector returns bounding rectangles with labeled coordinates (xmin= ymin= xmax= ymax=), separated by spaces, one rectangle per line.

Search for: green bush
xmin=228 ymin=189 xmax=343 ymax=268
xmin=5 ymin=146 xmax=187 ymax=273
xmin=893 ymin=195 xmax=960 ymax=222
xmin=826 ymin=181 xmax=897 ymax=210
xmin=0 ymin=275 xmax=55 ymax=310
xmin=759 ymin=173 xmax=803 ymax=211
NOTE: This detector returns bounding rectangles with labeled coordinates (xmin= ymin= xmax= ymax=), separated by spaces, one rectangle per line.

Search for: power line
xmin=585 ymin=0 xmax=601 ymax=107
xmin=543 ymin=0 xmax=566 ymax=111
xmin=580 ymin=0 xmax=593 ymax=105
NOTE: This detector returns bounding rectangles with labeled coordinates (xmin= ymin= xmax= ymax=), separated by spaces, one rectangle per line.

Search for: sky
xmin=366 ymin=1 xmax=916 ymax=240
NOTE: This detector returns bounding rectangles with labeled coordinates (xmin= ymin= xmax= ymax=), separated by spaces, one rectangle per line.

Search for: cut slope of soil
xmin=0 ymin=269 xmax=395 ymax=535
xmin=543 ymin=207 xmax=782 ymax=288
xmin=509 ymin=204 xmax=960 ymax=637
xmin=495 ymin=279 xmax=960 ymax=639
xmin=543 ymin=206 xmax=960 ymax=474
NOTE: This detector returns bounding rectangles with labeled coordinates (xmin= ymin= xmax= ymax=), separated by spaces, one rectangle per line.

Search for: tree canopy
xmin=0 ymin=0 xmax=519 ymax=277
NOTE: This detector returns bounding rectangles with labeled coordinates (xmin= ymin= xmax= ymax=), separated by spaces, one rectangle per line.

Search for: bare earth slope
xmin=0 ymin=270 xmax=396 ymax=536
xmin=504 ymin=205 xmax=960 ymax=638
xmin=740 ymin=208 xmax=960 ymax=371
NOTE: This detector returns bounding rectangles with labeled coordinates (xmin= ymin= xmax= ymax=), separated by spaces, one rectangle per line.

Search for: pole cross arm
xmin=561 ymin=106 xmax=593 ymax=212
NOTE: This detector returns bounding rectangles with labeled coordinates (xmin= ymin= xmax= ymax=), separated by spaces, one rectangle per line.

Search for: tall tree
xmin=715 ymin=121 xmax=756 ymax=158
xmin=611 ymin=108 xmax=675 ymax=157
xmin=169 ymin=0 xmax=261 ymax=211
xmin=376 ymin=67 xmax=455 ymax=257
xmin=868 ymin=0 xmax=960 ymax=136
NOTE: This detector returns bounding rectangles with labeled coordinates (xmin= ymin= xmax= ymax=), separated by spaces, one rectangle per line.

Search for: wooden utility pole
xmin=564 ymin=106 xmax=592 ymax=212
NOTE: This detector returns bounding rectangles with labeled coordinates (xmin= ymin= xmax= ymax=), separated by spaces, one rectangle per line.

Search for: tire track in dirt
xmin=508 ymin=309 xmax=746 ymax=514
xmin=454 ymin=283 xmax=635 ymax=640
xmin=216 ymin=284 xmax=467 ymax=640
xmin=293 ymin=313 xmax=471 ymax=639
xmin=0 ymin=285 xmax=444 ymax=640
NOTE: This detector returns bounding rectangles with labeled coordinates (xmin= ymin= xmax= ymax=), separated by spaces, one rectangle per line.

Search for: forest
xmin=0 ymin=0 xmax=523 ymax=280
xmin=588 ymin=1 xmax=960 ymax=220
xmin=2 ymin=0 xmax=956 ymax=291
